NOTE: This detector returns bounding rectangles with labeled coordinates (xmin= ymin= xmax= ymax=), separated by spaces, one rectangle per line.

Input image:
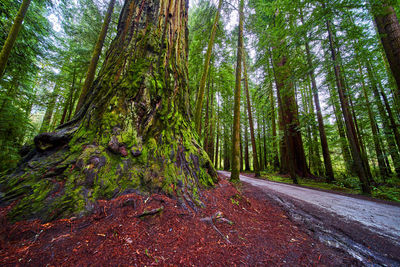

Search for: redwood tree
xmin=0 ymin=0 xmax=217 ymax=222
xmin=372 ymin=0 xmax=400 ymax=93
xmin=230 ymin=0 xmax=244 ymax=182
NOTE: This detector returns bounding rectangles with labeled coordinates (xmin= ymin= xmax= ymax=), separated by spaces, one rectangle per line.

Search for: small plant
xmin=231 ymin=197 xmax=239 ymax=206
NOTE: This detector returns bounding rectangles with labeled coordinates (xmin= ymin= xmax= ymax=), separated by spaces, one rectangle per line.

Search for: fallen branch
xmin=200 ymin=211 xmax=232 ymax=244
xmin=136 ymin=206 xmax=164 ymax=218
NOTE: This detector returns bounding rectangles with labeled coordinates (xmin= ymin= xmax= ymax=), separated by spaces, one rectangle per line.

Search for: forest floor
xmin=221 ymin=171 xmax=400 ymax=266
xmin=0 ymin=174 xmax=360 ymax=266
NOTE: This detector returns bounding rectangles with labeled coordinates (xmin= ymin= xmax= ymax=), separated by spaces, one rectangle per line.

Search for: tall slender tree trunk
xmin=358 ymin=62 xmax=391 ymax=179
xmin=257 ymin=114 xmax=263 ymax=171
xmin=240 ymin=133 xmax=244 ymax=171
xmin=243 ymin=51 xmax=260 ymax=177
xmin=208 ymin=81 xmax=215 ymax=162
xmin=39 ymin=85 xmax=60 ymax=133
xmin=75 ymin=0 xmax=116 ymax=114
xmin=60 ymin=68 xmax=77 ymax=125
xmin=326 ymin=18 xmax=371 ymax=194
xmin=367 ymin=61 xmax=400 ymax=177
xmin=328 ymin=83 xmax=354 ymax=174
xmin=372 ymin=1 xmax=400 ymax=92
xmin=1 ymin=0 xmax=217 ymax=222
xmin=0 ymin=0 xmax=31 ymax=78
xmin=263 ymin=115 xmax=268 ymax=169
xmin=244 ymin=118 xmax=250 ymax=171
xmin=203 ymin=81 xmax=210 ymax=152
xmin=194 ymin=0 xmax=223 ymax=134
xmin=305 ymin=41 xmax=334 ymax=181
xmin=269 ymin=74 xmax=279 ymax=170
xmin=215 ymin=113 xmax=219 ymax=169
xmin=230 ymin=0 xmax=244 ymax=182
xmin=379 ymin=85 xmax=400 ymax=151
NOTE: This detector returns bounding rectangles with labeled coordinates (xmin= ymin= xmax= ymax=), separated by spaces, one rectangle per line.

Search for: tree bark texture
xmin=274 ymin=53 xmax=310 ymax=180
xmin=373 ymin=1 xmax=400 ymax=93
xmin=230 ymin=0 xmax=244 ymax=182
xmin=1 ymin=0 xmax=217 ymax=222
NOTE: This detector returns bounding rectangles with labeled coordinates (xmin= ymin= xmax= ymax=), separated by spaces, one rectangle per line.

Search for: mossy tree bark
xmin=230 ymin=0 xmax=244 ymax=182
xmin=1 ymin=0 xmax=217 ymax=222
xmin=0 ymin=0 xmax=31 ymax=78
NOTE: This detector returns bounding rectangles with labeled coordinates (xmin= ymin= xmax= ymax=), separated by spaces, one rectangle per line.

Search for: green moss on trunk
xmin=1 ymin=0 xmax=217 ymax=222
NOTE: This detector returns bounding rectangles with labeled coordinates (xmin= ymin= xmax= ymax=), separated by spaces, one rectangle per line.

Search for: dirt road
xmin=218 ymin=171 xmax=400 ymax=266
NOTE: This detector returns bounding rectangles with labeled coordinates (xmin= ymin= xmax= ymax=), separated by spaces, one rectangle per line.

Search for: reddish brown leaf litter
xmin=0 ymin=175 xmax=358 ymax=266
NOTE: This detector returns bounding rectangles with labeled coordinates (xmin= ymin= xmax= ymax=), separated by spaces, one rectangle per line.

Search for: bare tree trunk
xmin=39 ymin=85 xmax=60 ymax=133
xmin=367 ymin=61 xmax=400 ymax=177
xmin=269 ymin=73 xmax=280 ymax=170
xmin=305 ymin=40 xmax=334 ymax=181
xmin=75 ymin=0 xmax=116 ymax=113
xmin=244 ymin=117 xmax=250 ymax=171
xmin=60 ymin=68 xmax=77 ymax=125
xmin=326 ymin=18 xmax=371 ymax=194
xmin=194 ymin=0 xmax=223 ymax=134
xmin=328 ymin=83 xmax=354 ymax=174
xmin=243 ymin=51 xmax=260 ymax=176
xmin=215 ymin=112 xmax=219 ymax=169
xmin=358 ymin=62 xmax=391 ymax=179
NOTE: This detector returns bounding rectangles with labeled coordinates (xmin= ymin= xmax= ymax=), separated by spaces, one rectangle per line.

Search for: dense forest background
xmin=1 ymin=0 xmax=400 ymax=204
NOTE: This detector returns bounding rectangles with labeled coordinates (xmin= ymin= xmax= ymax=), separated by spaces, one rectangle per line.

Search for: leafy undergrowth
xmin=0 ymin=175 xmax=355 ymax=266
xmin=257 ymin=171 xmax=400 ymax=203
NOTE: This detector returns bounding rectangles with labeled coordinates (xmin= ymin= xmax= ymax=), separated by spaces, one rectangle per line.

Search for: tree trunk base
xmin=1 ymin=116 xmax=217 ymax=222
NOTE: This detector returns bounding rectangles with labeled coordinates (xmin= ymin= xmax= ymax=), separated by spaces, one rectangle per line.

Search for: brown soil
xmin=0 ymin=174 xmax=358 ymax=266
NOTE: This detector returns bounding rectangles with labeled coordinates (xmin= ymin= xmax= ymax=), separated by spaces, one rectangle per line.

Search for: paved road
xmin=218 ymin=171 xmax=400 ymax=265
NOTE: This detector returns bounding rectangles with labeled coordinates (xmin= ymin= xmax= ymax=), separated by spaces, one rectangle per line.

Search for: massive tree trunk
xmin=0 ymin=0 xmax=31 ymax=78
xmin=274 ymin=53 xmax=310 ymax=181
xmin=75 ymin=0 xmax=117 ymax=114
xmin=372 ymin=1 xmax=400 ymax=93
xmin=0 ymin=0 xmax=217 ymax=222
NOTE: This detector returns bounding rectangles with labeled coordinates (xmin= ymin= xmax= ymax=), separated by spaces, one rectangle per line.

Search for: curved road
xmin=218 ymin=171 xmax=400 ymax=266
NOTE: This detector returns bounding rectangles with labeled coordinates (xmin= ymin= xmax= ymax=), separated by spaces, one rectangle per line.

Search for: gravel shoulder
xmin=219 ymin=171 xmax=400 ymax=266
